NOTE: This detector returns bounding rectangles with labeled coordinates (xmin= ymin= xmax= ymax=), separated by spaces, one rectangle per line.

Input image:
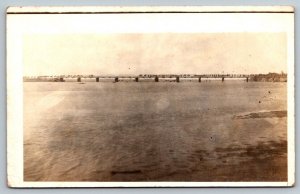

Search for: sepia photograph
xmin=6 ymin=6 xmax=294 ymax=187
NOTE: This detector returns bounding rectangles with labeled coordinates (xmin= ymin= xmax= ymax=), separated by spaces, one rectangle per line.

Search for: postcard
xmin=6 ymin=6 xmax=294 ymax=187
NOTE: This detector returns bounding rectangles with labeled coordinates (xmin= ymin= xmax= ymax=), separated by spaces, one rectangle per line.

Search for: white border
xmin=6 ymin=6 xmax=295 ymax=188
xmin=6 ymin=6 xmax=294 ymax=13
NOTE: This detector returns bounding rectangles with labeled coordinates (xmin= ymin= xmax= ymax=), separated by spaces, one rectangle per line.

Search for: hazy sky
xmin=23 ymin=33 xmax=287 ymax=76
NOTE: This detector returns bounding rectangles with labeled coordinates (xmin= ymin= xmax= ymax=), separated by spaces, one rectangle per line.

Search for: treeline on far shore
xmin=23 ymin=72 xmax=287 ymax=82
xmin=249 ymin=73 xmax=287 ymax=82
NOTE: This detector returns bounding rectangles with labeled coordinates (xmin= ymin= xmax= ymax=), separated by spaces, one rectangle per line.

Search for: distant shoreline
xmin=23 ymin=73 xmax=287 ymax=82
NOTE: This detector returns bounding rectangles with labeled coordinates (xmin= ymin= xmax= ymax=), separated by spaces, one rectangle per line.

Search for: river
xmin=23 ymin=81 xmax=287 ymax=181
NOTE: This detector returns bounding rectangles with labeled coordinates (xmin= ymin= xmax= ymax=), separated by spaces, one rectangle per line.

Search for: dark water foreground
xmin=24 ymin=82 xmax=287 ymax=181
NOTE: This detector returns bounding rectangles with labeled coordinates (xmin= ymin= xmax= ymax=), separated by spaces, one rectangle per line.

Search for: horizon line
xmin=23 ymin=72 xmax=287 ymax=77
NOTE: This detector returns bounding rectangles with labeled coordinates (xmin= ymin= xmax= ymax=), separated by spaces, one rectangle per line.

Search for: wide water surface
xmin=24 ymin=81 xmax=287 ymax=181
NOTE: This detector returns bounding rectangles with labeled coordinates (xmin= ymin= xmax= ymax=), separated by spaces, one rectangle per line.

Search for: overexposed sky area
xmin=23 ymin=33 xmax=286 ymax=76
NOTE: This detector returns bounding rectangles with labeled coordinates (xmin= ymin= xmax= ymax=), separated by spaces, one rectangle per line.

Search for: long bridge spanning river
xmin=23 ymin=72 xmax=288 ymax=181
xmin=24 ymin=74 xmax=257 ymax=82
xmin=23 ymin=73 xmax=287 ymax=82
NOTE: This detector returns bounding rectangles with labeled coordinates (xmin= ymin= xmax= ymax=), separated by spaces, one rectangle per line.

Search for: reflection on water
xmin=24 ymin=82 xmax=287 ymax=181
